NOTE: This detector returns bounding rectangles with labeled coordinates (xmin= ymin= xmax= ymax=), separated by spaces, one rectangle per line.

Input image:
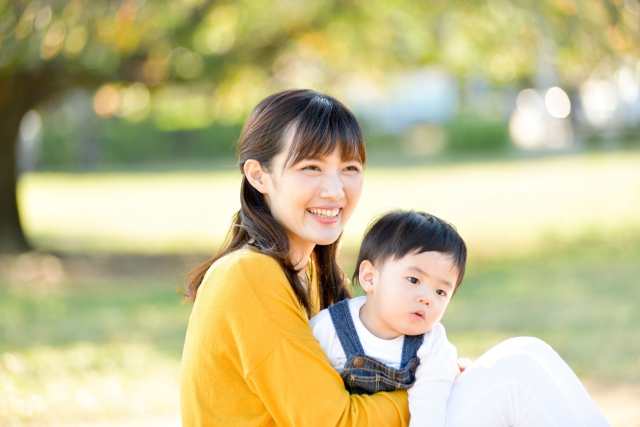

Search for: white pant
xmin=447 ymin=337 xmax=610 ymax=427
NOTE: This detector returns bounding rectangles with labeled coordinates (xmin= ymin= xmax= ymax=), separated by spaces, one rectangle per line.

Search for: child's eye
xmin=436 ymin=289 xmax=447 ymax=297
xmin=407 ymin=277 xmax=419 ymax=284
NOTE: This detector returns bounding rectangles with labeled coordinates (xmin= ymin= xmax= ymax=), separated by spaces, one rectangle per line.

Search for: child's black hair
xmin=353 ymin=210 xmax=467 ymax=296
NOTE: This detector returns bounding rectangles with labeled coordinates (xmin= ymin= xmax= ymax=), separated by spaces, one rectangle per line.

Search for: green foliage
xmin=2 ymin=0 xmax=638 ymax=115
xmin=35 ymin=113 xmax=509 ymax=170
xmin=39 ymin=118 xmax=241 ymax=170
xmin=445 ymin=116 xmax=509 ymax=153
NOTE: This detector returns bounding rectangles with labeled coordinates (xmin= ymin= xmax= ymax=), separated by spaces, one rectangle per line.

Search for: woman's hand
xmin=455 ymin=358 xmax=473 ymax=378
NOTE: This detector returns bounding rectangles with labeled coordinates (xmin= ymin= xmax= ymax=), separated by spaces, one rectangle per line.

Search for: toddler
xmin=310 ymin=210 xmax=466 ymax=427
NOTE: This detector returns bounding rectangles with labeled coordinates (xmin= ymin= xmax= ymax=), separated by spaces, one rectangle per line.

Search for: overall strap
xmin=400 ymin=333 xmax=425 ymax=366
xmin=328 ymin=299 xmax=366 ymax=358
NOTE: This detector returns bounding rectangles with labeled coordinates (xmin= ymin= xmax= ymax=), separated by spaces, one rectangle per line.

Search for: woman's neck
xmin=288 ymin=235 xmax=315 ymax=272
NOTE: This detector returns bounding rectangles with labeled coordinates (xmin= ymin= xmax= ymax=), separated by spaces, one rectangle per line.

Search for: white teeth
xmin=309 ymin=208 xmax=340 ymax=218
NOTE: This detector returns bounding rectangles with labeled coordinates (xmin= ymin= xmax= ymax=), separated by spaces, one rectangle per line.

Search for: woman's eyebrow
xmin=305 ymin=155 xmax=326 ymax=161
xmin=341 ymin=155 xmax=364 ymax=163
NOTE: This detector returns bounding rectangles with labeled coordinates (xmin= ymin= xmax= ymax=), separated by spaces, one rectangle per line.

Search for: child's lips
xmin=411 ymin=311 xmax=426 ymax=321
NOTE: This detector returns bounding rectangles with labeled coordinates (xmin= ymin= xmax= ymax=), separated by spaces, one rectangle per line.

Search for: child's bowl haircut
xmin=353 ymin=210 xmax=467 ymax=295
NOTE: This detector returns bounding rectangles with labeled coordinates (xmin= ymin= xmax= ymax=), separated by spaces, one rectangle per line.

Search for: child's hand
xmin=455 ymin=358 xmax=472 ymax=378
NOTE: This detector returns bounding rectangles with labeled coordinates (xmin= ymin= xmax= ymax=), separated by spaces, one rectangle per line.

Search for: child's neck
xmin=359 ymin=300 xmax=403 ymax=340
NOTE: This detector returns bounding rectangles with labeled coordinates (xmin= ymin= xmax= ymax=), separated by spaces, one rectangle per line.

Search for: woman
xmin=180 ymin=89 xmax=609 ymax=426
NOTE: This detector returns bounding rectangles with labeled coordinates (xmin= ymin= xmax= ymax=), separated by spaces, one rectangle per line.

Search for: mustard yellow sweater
xmin=180 ymin=248 xmax=410 ymax=427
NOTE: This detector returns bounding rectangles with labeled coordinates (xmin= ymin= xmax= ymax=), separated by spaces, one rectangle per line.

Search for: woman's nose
xmin=320 ymin=171 xmax=345 ymax=200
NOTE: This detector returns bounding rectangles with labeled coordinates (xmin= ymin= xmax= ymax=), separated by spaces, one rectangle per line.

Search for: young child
xmin=310 ymin=210 xmax=467 ymax=427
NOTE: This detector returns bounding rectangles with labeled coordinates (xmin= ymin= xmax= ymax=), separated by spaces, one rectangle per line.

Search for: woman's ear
xmin=358 ymin=260 xmax=376 ymax=294
xmin=244 ymin=159 xmax=268 ymax=194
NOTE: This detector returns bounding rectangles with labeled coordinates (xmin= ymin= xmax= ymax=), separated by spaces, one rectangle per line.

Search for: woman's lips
xmin=307 ymin=208 xmax=341 ymax=224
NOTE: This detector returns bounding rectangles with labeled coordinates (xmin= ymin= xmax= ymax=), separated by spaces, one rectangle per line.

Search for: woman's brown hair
xmin=183 ymin=89 xmax=366 ymax=315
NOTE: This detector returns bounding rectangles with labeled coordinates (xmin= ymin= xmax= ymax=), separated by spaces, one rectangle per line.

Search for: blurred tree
xmin=1 ymin=0 xmax=637 ymax=252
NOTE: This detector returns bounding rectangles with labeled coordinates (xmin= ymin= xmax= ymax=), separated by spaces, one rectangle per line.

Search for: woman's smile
xmin=307 ymin=207 xmax=342 ymax=222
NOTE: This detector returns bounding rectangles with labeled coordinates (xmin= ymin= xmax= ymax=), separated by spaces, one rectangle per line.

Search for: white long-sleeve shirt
xmin=310 ymin=296 xmax=458 ymax=427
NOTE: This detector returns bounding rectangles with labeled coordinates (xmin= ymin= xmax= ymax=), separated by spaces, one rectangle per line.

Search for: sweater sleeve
xmin=181 ymin=249 xmax=409 ymax=427
xmin=407 ymin=323 xmax=458 ymax=427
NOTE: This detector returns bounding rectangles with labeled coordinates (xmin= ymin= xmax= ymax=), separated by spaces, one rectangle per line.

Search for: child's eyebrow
xmin=439 ymin=280 xmax=454 ymax=289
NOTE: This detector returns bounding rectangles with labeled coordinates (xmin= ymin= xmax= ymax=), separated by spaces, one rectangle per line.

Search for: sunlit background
xmin=2 ymin=0 xmax=640 ymax=426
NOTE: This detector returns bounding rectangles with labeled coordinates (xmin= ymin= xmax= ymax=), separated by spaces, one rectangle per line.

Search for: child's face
xmin=359 ymin=251 xmax=458 ymax=339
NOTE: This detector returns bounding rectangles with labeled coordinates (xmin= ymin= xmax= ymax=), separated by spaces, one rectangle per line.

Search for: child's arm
xmin=309 ymin=307 xmax=348 ymax=370
xmin=408 ymin=323 xmax=458 ymax=427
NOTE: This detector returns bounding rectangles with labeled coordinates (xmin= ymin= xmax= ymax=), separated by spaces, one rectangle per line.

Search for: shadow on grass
xmin=0 ymin=254 xmax=205 ymax=358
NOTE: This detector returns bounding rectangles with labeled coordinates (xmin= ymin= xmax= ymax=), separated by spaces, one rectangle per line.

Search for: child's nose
xmin=417 ymin=294 xmax=431 ymax=306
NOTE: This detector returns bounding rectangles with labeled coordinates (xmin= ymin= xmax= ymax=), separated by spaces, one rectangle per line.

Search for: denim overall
xmin=328 ymin=299 xmax=424 ymax=395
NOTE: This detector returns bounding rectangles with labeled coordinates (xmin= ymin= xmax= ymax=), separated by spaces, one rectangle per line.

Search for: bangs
xmin=284 ymin=95 xmax=366 ymax=167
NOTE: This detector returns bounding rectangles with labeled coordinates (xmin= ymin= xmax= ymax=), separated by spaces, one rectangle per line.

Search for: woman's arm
xmin=181 ymin=248 xmax=409 ymax=427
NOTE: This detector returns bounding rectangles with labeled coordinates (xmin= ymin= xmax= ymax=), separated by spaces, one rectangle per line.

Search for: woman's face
xmin=261 ymin=140 xmax=364 ymax=263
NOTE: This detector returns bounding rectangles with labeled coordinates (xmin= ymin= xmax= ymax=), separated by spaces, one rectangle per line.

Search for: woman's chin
xmin=311 ymin=233 xmax=342 ymax=247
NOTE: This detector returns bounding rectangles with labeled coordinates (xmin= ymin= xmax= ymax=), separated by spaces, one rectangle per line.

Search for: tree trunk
xmin=0 ymin=72 xmax=61 ymax=253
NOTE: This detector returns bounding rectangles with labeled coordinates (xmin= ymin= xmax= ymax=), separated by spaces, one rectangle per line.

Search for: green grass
xmin=0 ymin=279 xmax=189 ymax=356
xmin=444 ymin=237 xmax=640 ymax=382
xmin=2 ymin=235 xmax=640 ymax=425
xmin=17 ymin=151 xmax=640 ymax=259
xmin=0 ymin=278 xmax=191 ymax=426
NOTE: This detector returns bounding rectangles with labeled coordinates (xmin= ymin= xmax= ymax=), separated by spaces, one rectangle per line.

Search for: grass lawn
xmin=17 ymin=151 xmax=640 ymax=258
xmin=3 ymin=150 xmax=640 ymax=425
xmin=2 ymin=240 xmax=639 ymax=426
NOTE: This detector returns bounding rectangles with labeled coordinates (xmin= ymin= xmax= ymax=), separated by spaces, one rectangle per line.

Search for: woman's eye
xmin=408 ymin=277 xmax=419 ymax=284
xmin=436 ymin=289 xmax=447 ymax=297
xmin=303 ymin=165 xmax=321 ymax=171
xmin=344 ymin=165 xmax=361 ymax=172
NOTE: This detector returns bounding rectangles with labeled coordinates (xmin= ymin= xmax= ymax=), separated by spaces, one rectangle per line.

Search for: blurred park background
xmin=2 ymin=0 xmax=640 ymax=425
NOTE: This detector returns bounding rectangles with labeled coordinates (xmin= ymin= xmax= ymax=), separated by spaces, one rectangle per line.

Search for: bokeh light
xmin=75 ymin=389 xmax=95 ymax=409
xmin=509 ymin=109 xmax=545 ymax=149
xmin=35 ymin=5 xmax=52 ymax=29
xmin=93 ymin=84 xmax=121 ymax=118
xmin=516 ymin=89 xmax=544 ymax=120
xmin=63 ymin=26 xmax=88 ymax=57
xmin=175 ymin=51 xmax=203 ymax=79
xmin=510 ymin=87 xmax=573 ymax=149
xmin=625 ymin=0 xmax=640 ymax=15
xmin=545 ymin=87 xmax=571 ymax=119
xmin=119 ymin=83 xmax=151 ymax=119
xmin=616 ymin=65 xmax=639 ymax=104
xmin=580 ymin=80 xmax=619 ymax=127
xmin=19 ymin=110 xmax=42 ymax=142
xmin=40 ymin=21 xmax=66 ymax=60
